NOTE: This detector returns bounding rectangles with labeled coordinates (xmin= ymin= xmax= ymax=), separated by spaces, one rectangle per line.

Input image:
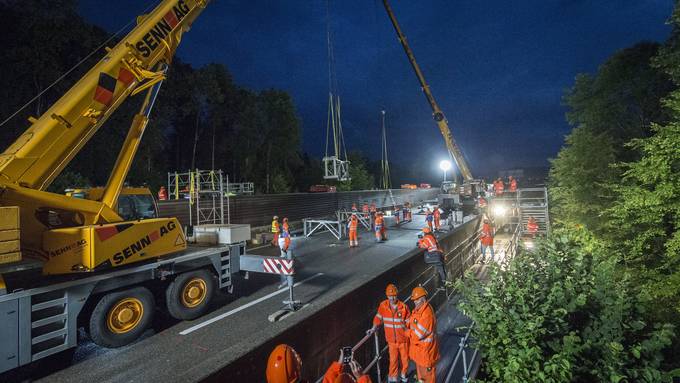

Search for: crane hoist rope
xmin=322 ymin=0 xmax=350 ymax=181
xmin=380 ymin=110 xmax=391 ymax=190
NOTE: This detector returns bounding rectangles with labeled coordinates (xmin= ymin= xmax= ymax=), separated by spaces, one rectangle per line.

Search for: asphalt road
xmin=20 ymin=215 xmax=436 ymax=383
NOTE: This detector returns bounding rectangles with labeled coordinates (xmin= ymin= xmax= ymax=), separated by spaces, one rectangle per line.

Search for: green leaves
xmin=459 ymin=230 xmax=675 ymax=382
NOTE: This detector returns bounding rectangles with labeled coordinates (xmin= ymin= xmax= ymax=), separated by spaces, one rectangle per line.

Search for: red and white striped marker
xmin=262 ymin=258 xmax=294 ymax=275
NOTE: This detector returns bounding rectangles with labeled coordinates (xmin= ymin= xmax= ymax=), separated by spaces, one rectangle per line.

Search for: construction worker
xmin=403 ymin=202 xmax=412 ymax=222
xmin=418 ymin=227 xmax=447 ymax=285
xmin=362 ymin=202 xmax=369 ymax=216
xmin=527 ymin=216 xmax=539 ymax=238
xmin=322 ymin=351 xmax=372 ymax=383
xmin=393 ymin=204 xmax=400 ymax=225
xmin=271 ymin=215 xmax=281 ymax=247
xmin=425 ymin=208 xmax=433 ymax=232
xmin=282 ymin=217 xmax=290 ymax=234
xmin=348 ymin=214 xmax=359 ymax=248
xmin=374 ymin=212 xmax=386 ymax=242
xmin=508 ymin=176 xmax=518 ymax=193
xmin=494 ymin=178 xmax=504 ymax=196
xmin=478 ymin=195 xmax=488 ymax=215
xmin=278 ymin=219 xmax=292 ymax=289
xmin=266 ymin=344 xmax=304 ymax=383
xmin=368 ymin=284 xmax=410 ymax=383
xmin=407 ymin=287 xmax=440 ymax=383
xmin=480 ymin=218 xmax=495 ymax=263
xmin=369 ymin=202 xmax=377 ymax=229
xmin=432 ymin=206 xmax=441 ymax=231
xmin=158 ymin=186 xmax=168 ymax=201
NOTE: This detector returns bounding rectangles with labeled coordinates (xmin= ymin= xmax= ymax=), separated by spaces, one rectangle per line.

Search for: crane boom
xmin=382 ymin=0 xmax=473 ymax=181
xmin=0 ymin=0 xmax=210 ymax=273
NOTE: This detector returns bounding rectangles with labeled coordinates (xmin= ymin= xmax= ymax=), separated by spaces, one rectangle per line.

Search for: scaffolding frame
xmin=168 ymin=169 xmax=226 ymax=226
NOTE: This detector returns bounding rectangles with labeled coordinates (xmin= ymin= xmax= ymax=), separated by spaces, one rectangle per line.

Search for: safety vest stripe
xmin=416 ymin=322 xmax=429 ymax=334
xmin=375 ymin=314 xmax=383 ymax=320
xmin=382 ymin=316 xmax=405 ymax=321
xmin=384 ymin=323 xmax=406 ymax=329
xmin=412 ymin=327 xmax=424 ymax=339
xmin=420 ymin=337 xmax=433 ymax=343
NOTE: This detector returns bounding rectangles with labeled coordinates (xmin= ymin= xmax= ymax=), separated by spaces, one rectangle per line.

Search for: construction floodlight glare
xmin=439 ymin=160 xmax=452 ymax=172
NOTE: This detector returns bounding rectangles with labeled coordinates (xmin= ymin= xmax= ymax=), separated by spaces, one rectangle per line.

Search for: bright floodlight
xmin=493 ymin=205 xmax=507 ymax=217
xmin=439 ymin=160 xmax=452 ymax=171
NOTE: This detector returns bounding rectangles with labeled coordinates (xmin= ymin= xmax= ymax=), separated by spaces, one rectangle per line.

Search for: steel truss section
xmin=322 ymin=155 xmax=350 ymax=181
xmin=168 ymin=169 xmax=225 ymax=226
xmin=303 ymin=218 xmax=343 ymax=240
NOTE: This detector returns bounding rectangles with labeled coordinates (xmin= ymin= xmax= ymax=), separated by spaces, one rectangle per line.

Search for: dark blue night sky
xmin=79 ymin=0 xmax=673 ymax=179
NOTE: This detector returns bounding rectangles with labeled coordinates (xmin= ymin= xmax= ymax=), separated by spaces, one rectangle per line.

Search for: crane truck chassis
xmin=0 ymin=0 xmax=303 ymax=375
xmin=0 ymin=237 xmax=297 ymax=374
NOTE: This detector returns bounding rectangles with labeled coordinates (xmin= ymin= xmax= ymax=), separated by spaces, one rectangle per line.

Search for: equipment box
xmin=194 ymin=224 xmax=251 ymax=245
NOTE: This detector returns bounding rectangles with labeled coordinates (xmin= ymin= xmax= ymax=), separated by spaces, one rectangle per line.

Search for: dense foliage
xmin=463 ymin=4 xmax=680 ymax=382
xmin=459 ymin=230 xmax=674 ymax=383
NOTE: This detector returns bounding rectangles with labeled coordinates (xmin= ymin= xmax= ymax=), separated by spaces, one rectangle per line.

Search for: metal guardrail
xmin=313 ymin=220 xmax=484 ymax=383
xmin=443 ymin=222 xmax=523 ymax=383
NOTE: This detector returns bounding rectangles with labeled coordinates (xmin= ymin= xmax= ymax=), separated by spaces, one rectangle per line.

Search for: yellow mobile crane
xmin=382 ymin=0 xmax=481 ymax=194
xmin=0 ymin=0 xmax=209 ymax=274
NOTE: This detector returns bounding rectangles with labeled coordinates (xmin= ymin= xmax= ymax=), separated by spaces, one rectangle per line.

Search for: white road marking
xmin=179 ymin=272 xmax=324 ymax=335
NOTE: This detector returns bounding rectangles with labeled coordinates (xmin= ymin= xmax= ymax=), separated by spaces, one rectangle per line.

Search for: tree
xmin=458 ymin=230 xmax=675 ymax=383
xmin=550 ymin=42 xmax=673 ymax=233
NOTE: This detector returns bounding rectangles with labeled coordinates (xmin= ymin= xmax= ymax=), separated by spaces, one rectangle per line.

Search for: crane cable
xmin=0 ymin=0 xmax=160 ymax=129
xmin=324 ymin=0 xmax=348 ymax=162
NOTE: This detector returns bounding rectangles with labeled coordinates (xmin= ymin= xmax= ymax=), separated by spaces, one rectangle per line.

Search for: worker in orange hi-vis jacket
xmin=348 ymin=214 xmax=359 ymax=248
xmin=509 ymin=176 xmax=518 ymax=193
xmin=433 ymin=206 xmax=441 ymax=231
xmin=158 ymin=186 xmax=168 ymax=201
xmin=369 ymin=202 xmax=377 ymax=229
xmin=374 ymin=212 xmax=386 ymax=242
xmin=407 ymin=287 xmax=440 ymax=383
xmin=425 ymin=208 xmax=433 ymax=231
xmin=323 ymin=349 xmax=373 ymax=383
xmin=368 ymin=284 xmax=410 ymax=383
xmin=494 ymin=178 xmax=504 ymax=196
xmin=527 ymin=216 xmax=539 ymax=238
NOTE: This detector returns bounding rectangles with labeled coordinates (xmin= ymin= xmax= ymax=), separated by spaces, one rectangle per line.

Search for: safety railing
xmin=313 ymin=220 xmax=484 ymax=383
xmin=443 ymin=222 xmax=523 ymax=383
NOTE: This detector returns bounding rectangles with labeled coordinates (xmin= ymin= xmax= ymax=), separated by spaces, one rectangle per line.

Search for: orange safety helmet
xmin=422 ymin=227 xmax=431 ymax=234
xmin=266 ymin=344 xmax=302 ymax=383
xmin=334 ymin=373 xmax=357 ymax=383
xmin=283 ymin=217 xmax=289 ymax=222
xmin=385 ymin=283 xmax=398 ymax=297
xmin=411 ymin=286 xmax=428 ymax=301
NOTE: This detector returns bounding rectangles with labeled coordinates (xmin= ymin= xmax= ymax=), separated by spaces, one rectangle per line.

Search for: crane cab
xmin=65 ymin=187 xmax=159 ymax=220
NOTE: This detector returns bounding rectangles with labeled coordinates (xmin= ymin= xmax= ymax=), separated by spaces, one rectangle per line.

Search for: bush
xmin=458 ymin=229 xmax=674 ymax=382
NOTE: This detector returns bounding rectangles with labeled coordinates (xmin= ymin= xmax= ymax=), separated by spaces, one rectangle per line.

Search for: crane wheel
xmin=89 ymin=287 xmax=155 ymax=348
xmin=165 ymin=269 xmax=215 ymax=320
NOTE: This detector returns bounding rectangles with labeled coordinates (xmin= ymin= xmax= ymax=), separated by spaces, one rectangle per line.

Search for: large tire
xmin=89 ymin=287 xmax=154 ymax=348
xmin=165 ymin=269 xmax=215 ymax=320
